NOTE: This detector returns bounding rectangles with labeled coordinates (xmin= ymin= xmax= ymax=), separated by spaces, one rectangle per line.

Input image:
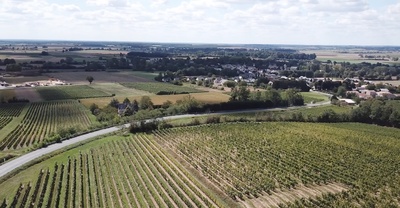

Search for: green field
xmin=36 ymin=85 xmax=111 ymax=101
xmin=0 ymin=100 xmax=97 ymax=150
xmin=121 ymin=82 xmax=203 ymax=94
xmin=155 ymin=122 xmax=400 ymax=207
xmin=0 ymin=103 xmax=26 ymax=130
xmin=1 ymin=122 xmax=400 ymax=207
xmin=0 ymin=135 xmax=229 ymax=208
xmin=300 ymin=92 xmax=329 ymax=103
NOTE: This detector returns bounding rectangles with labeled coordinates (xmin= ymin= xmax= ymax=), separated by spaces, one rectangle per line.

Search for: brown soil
xmin=242 ymin=183 xmax=348 ymax=208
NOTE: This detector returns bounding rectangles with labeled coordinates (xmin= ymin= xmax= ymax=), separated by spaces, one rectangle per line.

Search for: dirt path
xmin=243 ymin=183 xmax=348 ymax=208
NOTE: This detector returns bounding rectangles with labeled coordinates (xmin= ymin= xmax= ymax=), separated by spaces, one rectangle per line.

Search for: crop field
xmin=45 ymin=71 xmax=154 ymax=84
xmin=166 ymin=105 xmax=352 ymax=126
xmin=14 ymin=88 xmax=43 ymax=102
xmin=89 ymin=83 xmax=152 ymax=97
xmin=0 ymin=100 xmax=95 ymax=150
xmin=154 ymin=122 xmax=400 ymax=207
xmin=80 ymin=92 xmax=231 ymax=108
xmin=1 ymin=135 xmax=227 ymax=208
xmin=0 ymin=103 xmax=26 ymax=130
xmin=301 ymin=50 xmax=400 ymax=64
xmin=121 ymin=82 xmax=203 ymax=94
xmin=37 ymin=85 xmax=111 ymax=101
xmin=0 ymin=89 xmax=16 ymax=102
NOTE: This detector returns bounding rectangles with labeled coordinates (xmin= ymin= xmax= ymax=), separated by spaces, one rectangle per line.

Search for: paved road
xmin=0 ymin=100 xmax=330 ymax=179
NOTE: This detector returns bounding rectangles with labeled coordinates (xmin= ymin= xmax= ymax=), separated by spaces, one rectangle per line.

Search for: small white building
xmin=339 ymin=99 xmax=356 ymax=105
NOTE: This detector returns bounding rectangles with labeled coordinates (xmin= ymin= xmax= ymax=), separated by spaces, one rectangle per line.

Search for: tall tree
xmin=86 ymin=76 xmax=94 ymax=84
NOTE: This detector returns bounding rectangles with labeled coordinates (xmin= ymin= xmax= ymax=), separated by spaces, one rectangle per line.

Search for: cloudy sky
xmin=0 ymin=0 xmax=399 ymax=45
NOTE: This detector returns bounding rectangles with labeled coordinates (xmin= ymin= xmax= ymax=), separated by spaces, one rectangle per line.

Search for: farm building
xmin=338 ymin=99 xmax=356 ymax=105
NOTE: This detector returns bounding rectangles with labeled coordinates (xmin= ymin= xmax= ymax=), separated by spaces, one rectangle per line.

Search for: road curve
xmin=0 ymin=101 xmax=330 ymax=179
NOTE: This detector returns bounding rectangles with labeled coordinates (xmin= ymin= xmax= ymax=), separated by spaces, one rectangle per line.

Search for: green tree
xmin=5 ymin=64 xmax=22 ymax=72
xmin=337 ymin=86 xmax=347 ymax=97
xmin=86 ymin=76 xmax=94 ymax=84
xmin=263 ymin=89 xmax=282 ymax=106
xmin=223 ymin=81 xmax=237 ymax=88
xmin=283 ymin=89 xmax=304 ymax=106
xmin=139 ymin=96 xmax=153 ymax=110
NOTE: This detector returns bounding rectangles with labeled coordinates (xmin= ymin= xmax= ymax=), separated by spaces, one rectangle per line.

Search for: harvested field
xmin=121 ymin=82 xmax=203 ymax=94
xmin=89 ymin=83 xmax=152 ymax=97
xmin=0 ymin=89 xmax=16 ymax=102
xmin=45 ymin=71 xmax=155 ymax=84
xmin=37 ymin=85 xmax=111 ymax=101
xmin=80 ymin=92 xmax=231 ymax=108
xmin=14 ymin=88 xmax=42 ymax=102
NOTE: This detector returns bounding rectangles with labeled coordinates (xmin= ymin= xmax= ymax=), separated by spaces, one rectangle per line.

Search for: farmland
xmin=154 ymin=122 xmax=400 ymax=207
xmin=1 ymin=135 xmax=229 ymax=208
xmin=1 ymin=122 xmax=400 ymax=207
xmin=80 ymin=92 xmax=231 ymax=108
xmin=0 ymin=100 xmax=96 ymax=150
xmin=166 ymin=105 xmax=352 ymax=126
xmin=0 ymin=89 xmax=16 ymax=102
xmin=300 ymin=92 xmax=328 ymax=104
xmin=88 ymin=83 xmax=152 ymax=97
xmin=45 ymin=71 xmax=155 ymax=84
xmin=302 ymin=50 xmax=400 ymax=64
xmin=0 ymin=103 xmax=26 ymax=130
xmin=37 ymin=85 xmax=111 ymax=101
xmin=121 ymin=82 xmax=204 ymax=95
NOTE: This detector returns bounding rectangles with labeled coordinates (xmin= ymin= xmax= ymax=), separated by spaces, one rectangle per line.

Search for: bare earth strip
xmin=14 ymin=88 xmax=43 ymax=102
xmin=242 ymin=183 xmax=348 ymax=208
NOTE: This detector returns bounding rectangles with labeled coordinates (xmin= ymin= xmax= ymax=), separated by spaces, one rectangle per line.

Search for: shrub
xmin=206 ymin=116 xmax=221 ymax=124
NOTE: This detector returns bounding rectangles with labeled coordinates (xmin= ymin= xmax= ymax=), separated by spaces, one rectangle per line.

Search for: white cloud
xmin=0 ymin=0 xmax=399 ymax=45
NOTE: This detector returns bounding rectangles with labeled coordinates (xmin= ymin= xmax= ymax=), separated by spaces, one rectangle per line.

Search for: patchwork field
xmin=1 ymin=122 xmax=400 ymax=207
xmin=121 ymin=82 xmax=204 ymax=94
xmin=0 ymin=100 xmax=97 ymax=150
xmin=302 ymin=50 xmax=400 ymax=64
xmin=37 ymin=85 xmax=111 ymax=101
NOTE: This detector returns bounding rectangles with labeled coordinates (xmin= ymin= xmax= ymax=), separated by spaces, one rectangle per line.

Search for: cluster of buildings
xmin=0 ymin=78 xmax=69 ymax=89
xmin=347 ymin=85 xmax=400 ymax=100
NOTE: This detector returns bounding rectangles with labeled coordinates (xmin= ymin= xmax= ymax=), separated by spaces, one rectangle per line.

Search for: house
xmin=339 ymin=99 xmax=356 ymax=105
xmin=359 ymin=90 xmax=377 ymax=98
xmin=376 ymin=92 xmax=396 ymax=99
xmin=0 ymin=81 xmax=9 ymax=89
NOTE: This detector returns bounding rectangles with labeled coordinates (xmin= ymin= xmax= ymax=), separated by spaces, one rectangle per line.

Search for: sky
xmin=0 ymin=0 xmax=400 ymax=45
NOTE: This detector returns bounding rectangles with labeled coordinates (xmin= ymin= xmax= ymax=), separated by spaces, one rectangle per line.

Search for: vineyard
xmin=37 ymin=85 xmax=111 ymax=101
xmin=121 ymin=82 xmax=203 ymax=94
xmin=0 ymin=103 xmax=26 ymax=129
xmin=2 ymin=135 xmax=227 ymax=208
xmin=154 ymin=122 xmax=400 ymax=207
xmin=0 ymin=100 xmax=94 ymax=150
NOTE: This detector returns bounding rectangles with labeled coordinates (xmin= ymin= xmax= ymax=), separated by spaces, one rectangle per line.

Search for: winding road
xmin=0 ymin=101 xmax=331 ymax=179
